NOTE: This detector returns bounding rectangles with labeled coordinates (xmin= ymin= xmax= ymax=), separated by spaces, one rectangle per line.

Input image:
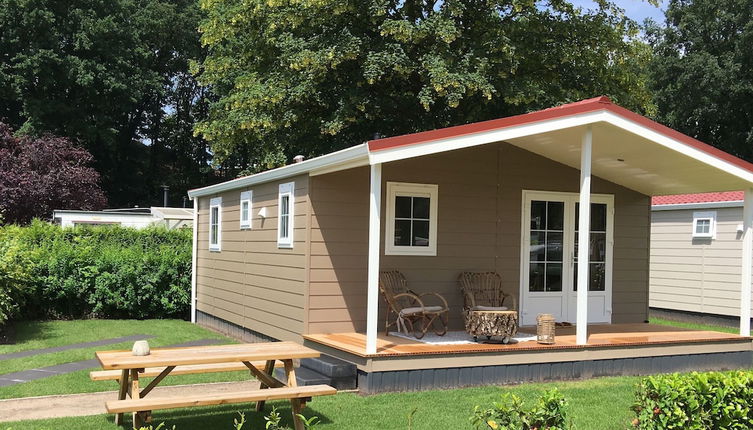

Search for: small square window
xmin=692 ymin=211 xmax=716 ymax=238
xmin=209 ymin=197 xmax=222 ymax=251
xmin=240 ymin=191 xmax=252 ymax=229
xmin=385 ymin=182 xmax=438 ymax=256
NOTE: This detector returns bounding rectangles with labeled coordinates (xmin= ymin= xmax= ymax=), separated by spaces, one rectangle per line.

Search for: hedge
xmin=633 ymin=371 xmax=753 ymax=429
xmin=0 ymin=220 xmax=192 ymax=324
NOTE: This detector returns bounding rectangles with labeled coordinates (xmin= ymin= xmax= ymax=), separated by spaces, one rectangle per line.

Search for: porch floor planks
xmin=303 ymin=324 xmax=750 ymax=357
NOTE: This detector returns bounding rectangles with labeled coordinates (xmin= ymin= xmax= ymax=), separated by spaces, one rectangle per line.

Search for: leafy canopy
xmin=196 ymin=0 xmax=654 ymax=169
xmin=0 ymin=123 xmax=106 ymax=225
xmin=0 ymin=0 xmax=219 ymax=207
xmin=647 ymin=0 xmax=753 ymax=161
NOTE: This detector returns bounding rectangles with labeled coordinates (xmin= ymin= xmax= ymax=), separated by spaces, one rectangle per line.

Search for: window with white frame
xmin=277 ymin=182 xmax=295 ymax=248
xmin=239 ymin=191 xmax=252 ymax=229
xmin=692 ymin=211 xmax=716 ymax=238
xmin=209 ymin=197 xmax=222 ymax=251
xmin=385 ymin=182 xmax=438 ymax=256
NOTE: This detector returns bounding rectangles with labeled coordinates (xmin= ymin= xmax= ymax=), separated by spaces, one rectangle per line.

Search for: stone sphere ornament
xmin=132 ymin=340 xmax=151 ymax=356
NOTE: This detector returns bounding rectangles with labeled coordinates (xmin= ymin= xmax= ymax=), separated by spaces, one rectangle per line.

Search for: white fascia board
xmin=652 ymin=201 xmax=744 ymax=211
xmin=367 ymin=111 xmax=610 ymax=165
xmin=602 ymin=112 xmax=753 ymax=185
xmin=188 ymin=144 xmax=369 ymax=199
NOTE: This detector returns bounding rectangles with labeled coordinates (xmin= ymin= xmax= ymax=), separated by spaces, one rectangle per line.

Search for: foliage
xmin=0 ymin=232 xmax=32 ymax=326
xmin=646 ymin=0 xmax=753 ymax=161
xmin=0 ymin=0 xmax=221 ymax=207
xmin=132 ymin=410 xmax=318 ymax=430
xmin=0 ymin=123 xmax=107 ymax=225
xmin=470 ymin=388 xmax=570 ymax=430
xmin=196 ymin=0 xmax=654 ymax=170
xmin=0 ymin=221 xmax=191 ymax=320
xmin=632 ymin=371 xmax=753 ymax=429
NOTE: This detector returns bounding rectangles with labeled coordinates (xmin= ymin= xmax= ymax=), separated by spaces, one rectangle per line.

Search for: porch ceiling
xmin=507 ymin=122 xmax=753 ymax=196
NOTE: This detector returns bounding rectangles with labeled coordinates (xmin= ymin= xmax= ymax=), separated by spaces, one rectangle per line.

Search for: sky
xmin=569 ymin=0 xmax=668 ymax=23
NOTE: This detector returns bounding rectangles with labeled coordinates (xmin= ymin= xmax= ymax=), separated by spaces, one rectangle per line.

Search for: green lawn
xmin=650 ymin=316 xmax=740 ymax=334
xmin=3 ymin=376 xmax=640 ymax=430
xmin=0 ymin=318 xmax=745 ymax=429
xmin=0 ymin=319 xmax=247 ymax=399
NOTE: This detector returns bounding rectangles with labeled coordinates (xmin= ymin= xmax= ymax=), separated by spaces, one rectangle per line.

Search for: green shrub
xmin=0 ymin=227 xmax=32 ymax=326
xmin=0 ymin=220 xmax=192 ymax=321
xmin=633 ymin=371 xmax=753 ymax=429
xmin=470 ymin=388 xmax=570 ymax=430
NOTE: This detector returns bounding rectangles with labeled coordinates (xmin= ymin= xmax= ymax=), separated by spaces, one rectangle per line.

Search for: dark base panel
xmin=196 ymin=310 xmax=278 ymax=343
xmin=650 ymin=307 xmax=752 ymax=329
xmin=358 ymin=350 xmax=753 ymax=394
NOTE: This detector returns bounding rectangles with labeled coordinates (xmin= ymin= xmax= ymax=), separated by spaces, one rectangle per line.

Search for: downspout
xmin=190 ymin=196 xmax=199 ymax=323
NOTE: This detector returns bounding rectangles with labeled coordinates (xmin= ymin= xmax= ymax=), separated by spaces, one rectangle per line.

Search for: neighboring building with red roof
xmin=651 ymin=192 xmax=750 ymax=319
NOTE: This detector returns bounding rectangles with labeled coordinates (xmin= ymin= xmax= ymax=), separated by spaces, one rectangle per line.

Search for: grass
xmin=0 ymin=319 xmax=247 ymax=399
xmin=3 ymin=376 xmax=641 ymax=430
xmin=650 ymin=316 xmax=740 ymax=334
xmin=0 ymin=317 xmax=745 ymax=429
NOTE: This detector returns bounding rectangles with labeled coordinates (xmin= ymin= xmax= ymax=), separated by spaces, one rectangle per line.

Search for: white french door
xmin=520 ymin=191 xmax=614 ymax=326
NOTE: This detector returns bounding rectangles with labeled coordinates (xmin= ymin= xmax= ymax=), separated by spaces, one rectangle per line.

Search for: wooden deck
xmin=304 ymin=323 xmax=749 ymax=358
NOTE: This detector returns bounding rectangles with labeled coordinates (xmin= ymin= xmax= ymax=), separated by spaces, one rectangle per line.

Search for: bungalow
xmin=651 ymin=191 xmax=752 ymax=324
xmin=187 ymin=97 xmax=753 ymax=393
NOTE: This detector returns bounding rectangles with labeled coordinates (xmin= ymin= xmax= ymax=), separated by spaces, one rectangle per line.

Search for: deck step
xmin=105 ymin=385 xmax=336 ymax=413
xmin=275 ymin=366 xmax=330 ymax=386
xmin=300 ymin=355 xmax=356 ymax=378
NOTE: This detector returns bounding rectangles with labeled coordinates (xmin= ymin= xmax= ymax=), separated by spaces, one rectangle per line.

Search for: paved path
xmin=0 ymin=334 xmax=155 ymax=361
xmin=0 ymin=338 xmax=220 ymax=387
xmin=0 ymin=380 xmax=261 ymax=422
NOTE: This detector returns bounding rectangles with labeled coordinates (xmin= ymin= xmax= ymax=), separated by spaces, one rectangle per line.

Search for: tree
xmin=0 ymin=123 xmax=106 ymax=224
xmin=195 ymin=0 xmax=654 ymax=169
xmin=0 ymin=0 xmax=221 ymax=207
xmin=646 ymin=0 xmax=753 ymax=160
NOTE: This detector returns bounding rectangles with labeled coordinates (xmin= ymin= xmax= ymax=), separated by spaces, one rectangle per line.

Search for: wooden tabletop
xmin=96 ymin=342 xmax=320 ymax=370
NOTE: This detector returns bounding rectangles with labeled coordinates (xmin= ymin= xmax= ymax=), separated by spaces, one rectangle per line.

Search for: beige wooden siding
xmin=308 ymin=143 xmax=650 ymax=333
xmin=650 ymin=206 xmax=752 ymax=317
xmin=195 ymin=175 xmax=309 ymax=342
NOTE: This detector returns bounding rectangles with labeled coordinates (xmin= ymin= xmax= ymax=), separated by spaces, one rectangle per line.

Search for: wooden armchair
xmin=458 ymin=271 xmax=517 ymax=314
xmin=379 ymin=270 xmax=449 ymax=339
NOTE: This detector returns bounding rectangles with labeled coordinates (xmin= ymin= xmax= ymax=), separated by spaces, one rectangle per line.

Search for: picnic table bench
xmin=91 ymin=342 xmax=336 ymax=430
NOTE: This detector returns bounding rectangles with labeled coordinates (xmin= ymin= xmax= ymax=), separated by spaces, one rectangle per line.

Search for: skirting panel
xmin=196 ymin=310 xmax=278 ymax=343
xmin=358 ymin=350 xmax=753 ymax=394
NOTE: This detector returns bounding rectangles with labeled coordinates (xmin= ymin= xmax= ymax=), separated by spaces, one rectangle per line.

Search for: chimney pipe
xmin=293 ymin=155 xmax=305 ymax=164
xmin=160 ymin=185 xmax=169 ymax=207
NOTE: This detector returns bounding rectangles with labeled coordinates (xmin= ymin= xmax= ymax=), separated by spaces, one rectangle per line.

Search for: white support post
xmin=740 ymin=188 xmax=753 ymax=336
xmin=576 ymin=127 xmax=592 ymax=345
xmin=366 ymin=163 xmax=382 ymax=355
xmin=190 ymin=197 xmax=199 ymax=324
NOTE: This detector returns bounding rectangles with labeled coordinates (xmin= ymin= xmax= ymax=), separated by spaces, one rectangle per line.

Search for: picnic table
xmin=92 ymin=341 xmax=336 ymax=429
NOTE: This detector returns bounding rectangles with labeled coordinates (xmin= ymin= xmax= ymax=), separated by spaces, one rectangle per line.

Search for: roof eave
xmin=187 ymin=143 xmax=370 ymax=199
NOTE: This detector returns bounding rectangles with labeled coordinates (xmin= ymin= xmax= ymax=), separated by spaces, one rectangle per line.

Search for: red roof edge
xmin=367 ymin=96 xmax=612 ymax=152
xmin=652 ymin=192 xmax=744 ymax=206
xmin=366 ymin=96 xmax=753 ymax=176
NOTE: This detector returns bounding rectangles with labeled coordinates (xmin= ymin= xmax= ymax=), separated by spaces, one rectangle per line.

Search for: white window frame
xmin=239 ymin=191 xmax=252 ymax=229
xmin=385 ymin=182 xmax=438 ymax=256
xmin=277 ymin=182 xmax=295 ymax=248
xmin=208 ymin=197 xmax=222 ymax=251
xmin=692 ymin=211 xmax=716 ymax=238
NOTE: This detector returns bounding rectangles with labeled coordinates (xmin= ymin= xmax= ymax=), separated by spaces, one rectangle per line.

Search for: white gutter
xmin=187 ymin=144 xmax=370 ymax=199
xmin=190 ymin=197 xmax=199 ymax=323
xmin=652 ymin=200 xmax=744 ymax=211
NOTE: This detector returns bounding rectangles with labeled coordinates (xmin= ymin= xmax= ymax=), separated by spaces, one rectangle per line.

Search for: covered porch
xmin=348 ymin=97 xmax=753 ymax=354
